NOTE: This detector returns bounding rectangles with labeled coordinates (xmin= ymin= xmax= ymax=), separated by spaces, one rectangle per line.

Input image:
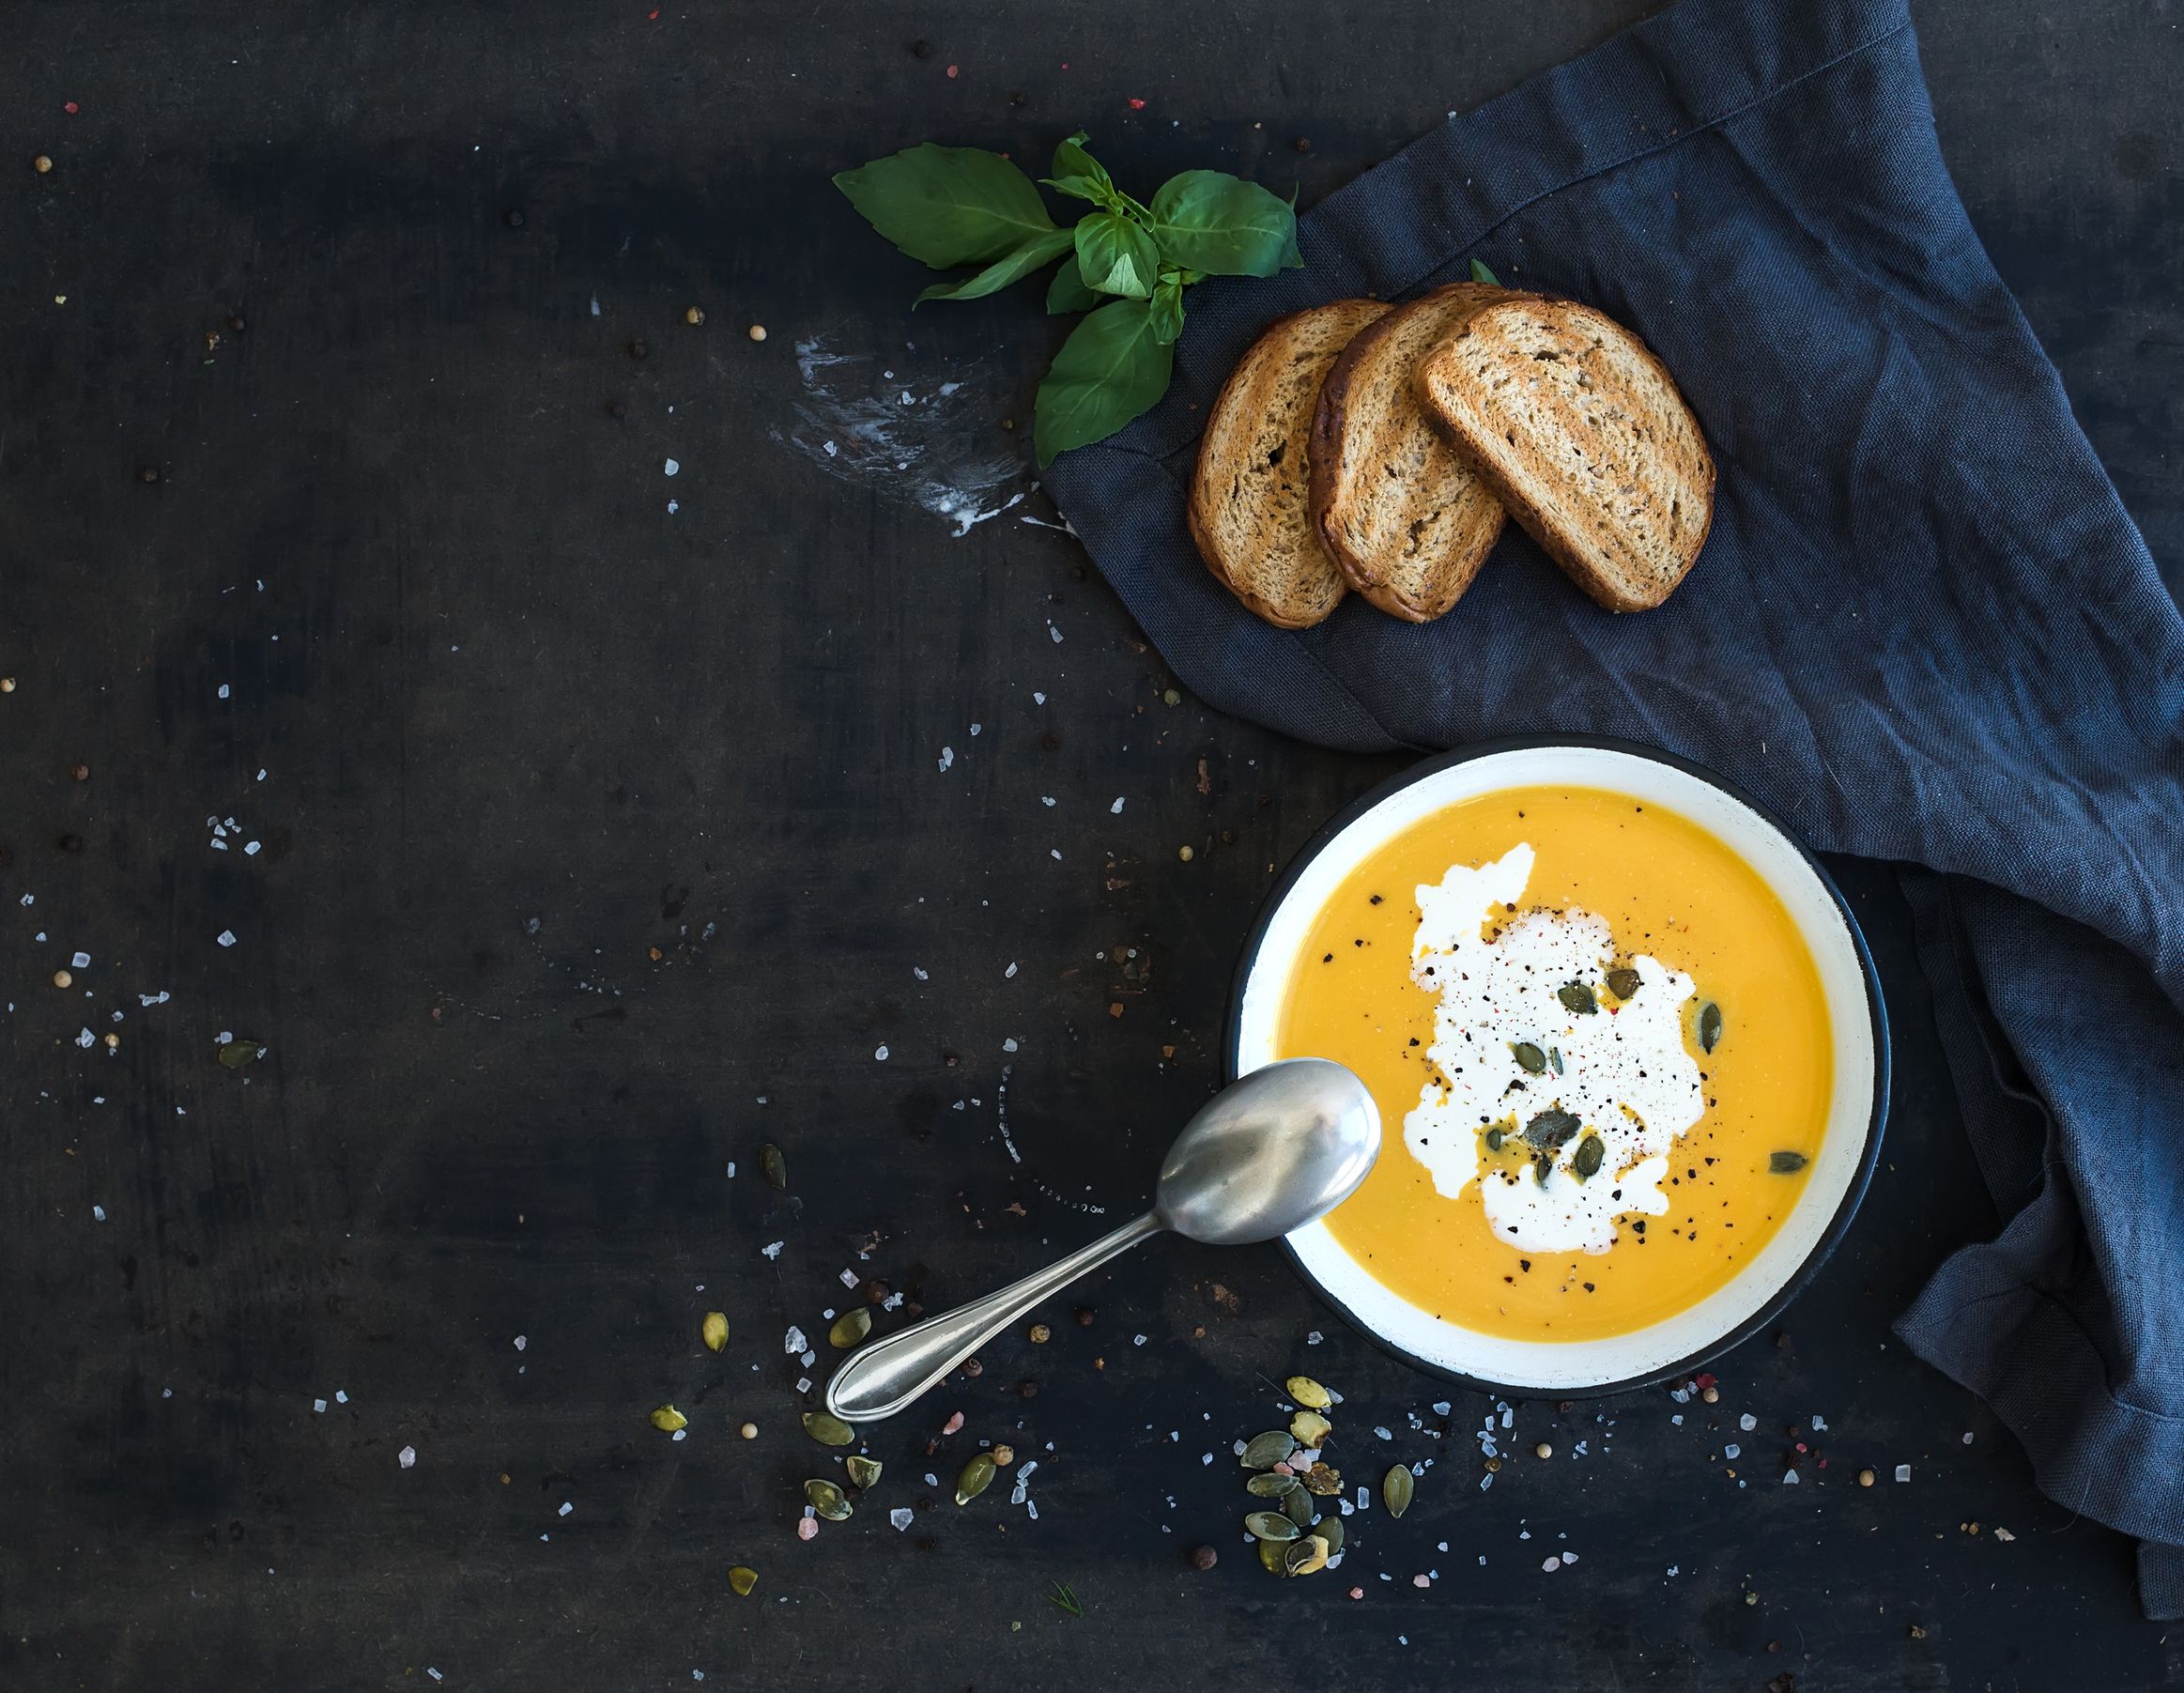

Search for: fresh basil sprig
xmin=834 ymin=131 xmax=1302 ymax=467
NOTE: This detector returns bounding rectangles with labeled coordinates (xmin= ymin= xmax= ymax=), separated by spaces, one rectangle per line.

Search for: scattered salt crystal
xmin=70 ymin=951 xmax=90 ymax=968
xmin=873 ymin=1044 xmax=888 ymax=1060
xmin=800 ymin=1350 xmax=816 ymax=1368
xmin=1896 ymin=1464 xmax=1912 ymax=1482
xmin=1201 ymin=1453 xmax=1212 ymax=1466
xmin=1307 ymin=1331 xmax=1324 ymax=1345
xmin=1738 ymin=1412 xmax=1758 ymax=1431
xmin=794 ymin=1377 xmax=810 ymax=1393
xmin=1782 ymin=1469 xmax=1800 ymax=1485
xmin=1048 ymin=623 xmax=1063 ymax=644
xmin=91 ymin=1203 xmax=106 ymax=1220
xmin=937 ymin=746 xmax=954 ymax=773
xmin=398 ymin=1446 xmax=416 ymax=1469
xmin=1543 ymin=1556 xmax=1561 ymax=1573
xmin=1110 ymin=797 xmax=1124 ymax=814
xmin=839 ymin=1269 xmax=860 ymax=1287
xmin=1671 ymin=1414 xmax=1684 ymax=1426
xmin=890 ymin=1507 xmax=915 ymax=1531
xmin=313 ymin=1398 xmax=327 ymax=1412
xmin=1040 ymin=796 xmax=1056 ymax=808
xmin=1033 ymin=691 xmax=1046 ymax=704
xmin=76 ymin=1028 xmax=95 ymax=1049
xmin=1005 ymin=962 xmax=1018 ymax=978
xmin=1412 ymin=1574 xmax=1430 ymax=1588
xmin=1132 ymin=1334 xmax=1146 ymax=1347
xmin=664 ymin=458 xmax=680 ymax=476
xmin=1994 ymin=1526 xmax=2016 ymax=1542
xmin=216 ymin=930 xmax=237 ymax=947
xmin=1811 ymin=1414 xmax=1829 ymax=1431
xmin=796 ymin=1516 xmax=818 ymax=1540
xmin=943 ymin=1411 xmax=965 ymax=1435
xmin=514 ymin=1335 xmax=527 ymax=1350
xmin=559 ymin=1501 xmax=573 ymax=1516
xmin=1724 ymin=1442 xmax=1741 ymax=1459
xmin=335 ymin=1391 xmax=348 ymax=1404
xmin=1431 ymin=1401 xmax=1451 ymax=1415
xmin=1002 ymin=1038 xmax=1018 ymax=1053
xmin=914 ymin=966 xmax=930 ymax=981
xmin=1373 ymin=1425 xmax=1392 ymax=1441
xmin=1961 ymin=1431 xmax=1975 ymax=1444
xmin=761 ymin=1240 xmax=784 ymax=1259
xmin=969 ymin=723 xmax=982 ymax=736
xmin=784 ymin=1326 xmax=807 ymax=1355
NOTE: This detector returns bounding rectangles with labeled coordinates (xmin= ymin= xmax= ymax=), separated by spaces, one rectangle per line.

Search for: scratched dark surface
xmin=2 ymin=3 xmax=2179 ymax=1689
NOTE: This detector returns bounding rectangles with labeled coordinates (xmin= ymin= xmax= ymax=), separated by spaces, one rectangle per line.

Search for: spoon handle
xmin=823 ymin=1211 xmax=1164 ymax=1424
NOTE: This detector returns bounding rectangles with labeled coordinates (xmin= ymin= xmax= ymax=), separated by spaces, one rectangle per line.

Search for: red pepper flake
xmin=647 ymin=7 xmax=658 ymax=15
xmin=64 ymin=100 xmax=80 ymax=115
xmin=1694 ymin=1373 xmax=1717 ymax=1391
xmin=1128 ymin=97 xmax=1146 ymax=110
xmin=1794 ymin=1441 xmax=1808 ymax=1454
xmin=946 ymin=63 xmax=960 ymax=78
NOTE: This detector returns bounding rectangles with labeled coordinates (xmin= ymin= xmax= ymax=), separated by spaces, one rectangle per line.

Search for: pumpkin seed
xmin=1484 ymin=1126 xmax=1505 ymax=1151
xmin=649 ymin=1404 xmax=688 ymax=1433
xmin=845 ymin=1454 xmax=883 ymax=1488
xmin=1246 ymin=1470 xmax=1300 ymax=1499
xmin=1245 ymin=1511 xmax=1300 ymax=1543
xmin=802 ymin=1411 xmax=856 ymax=1447
xmin=1769 ymin=1149 xmax=1808 ymax=1174
xmin=1558 ymin=982 xmax=1598 ymax=1016
xmin=1240 ymin=1430 xmax=1296 ymax=1470
xmin=701 ymin=1311 xmax=730 ymax=1353
xmin=1316 ymin=1516 xmax=1346 ymax=1556
xmin=1606 ymin=966 xmax=1642 ymax=1000
xmin=1524 ymin=1108 xmax=1581 ymax=1150
xmin=760 ymin=1142 xmax=790 ymax=1190
xmin=1300 ymin=1461 xmax=1343 ymax=1496
xmin=1256 ymin=1536 xmax=1288 ymax=1575
xmin=1289 ymin=1409 xmax=1331 ymax=1448
xmin=1511 ymin=1040 xmax=1547 ymax=1074
xmin=1285 ymin=1534 xmax=1330 ymax=1576
xmin=728 ymin=1565 xmax=758 ymax=1597
xmin=1573 ymin=1133 xmax=1605 ymax=1179
xmin=1699 ymin=1001 xmax=1723 ymax=1054
xmin=1285 ymin=1375 xmax=1332 ymax=1409
xmin=804 ymin=1478 xmax=854 ymax=1520
xmin=829 ymin=1308 xmax=871 ymax=1348
xmin=217 ymin=1039 xmax=266 ymax=1070
xmin=1383 ymin=1464 xmax=1416 ymax=1517
xmin=1283 ymin=1485 xmax=1315 ymax=1526
xmin=955 ymin=1453 xmax=996 ymax=1505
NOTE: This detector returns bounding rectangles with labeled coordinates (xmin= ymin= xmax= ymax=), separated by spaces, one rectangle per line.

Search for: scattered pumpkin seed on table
xmin=649 ymin=1405 xmax=688 ymax=1433
xmin=802 ymin=1410 xmax=856 ymax=1447
xmin=1282 ymin=1485 xmax=1315 ymax=1527
xmin=829 ymin=1308 xmax=872 ymax=1347
xmin=804 ymin=1478 xmax=854 ymax=1520
xmin=1245 ymin=1510 xmax=1300 ymax=1543
xmin=728 ymin=1566 xmax=758 ymax=1597
xmin=1240 ymin=1430 xmax=1296 ymax=1470
xmin=845 ymin=1454 xmax=883 ymax=1488
xmin=1284 ymin=1375 xmax=1331 ymax=1409
xmin=1285 ymin=1535 xmax=1330 ymax=1576
xmin=1316 ymin=1516 xmax=1345 ymax=1556
xmin=1289 ymin=1408 xmax=1331 ymax=1447
xmin=1256 ymin=1537 xmax=1287 ymax=1575
xmin=1383 ymin=1464 xmax=1415 ymax=1517
xmin=760 ymin=1142 xmax=790 ymax=1190
xmin=1246 ymin=1471 xmax=1300 ymax=1499
xmin=955 ymin=1453 xmax=996 ymax=1505
xmin=700 ymin=1311 xmax=730 ymax=1352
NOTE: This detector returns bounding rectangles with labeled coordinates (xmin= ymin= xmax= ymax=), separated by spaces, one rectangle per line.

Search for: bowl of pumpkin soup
xmin=1228 ymin=739 xmax=1886 ymax=1395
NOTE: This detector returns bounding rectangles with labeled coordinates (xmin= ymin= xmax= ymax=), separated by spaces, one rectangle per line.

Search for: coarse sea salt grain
xmin=1738 ymin=1412 xmax=1758 ymax=1431
xmin=514 ymin=1335 xmax=527 ymax=1351
xmin=890 ymin=1507 xmax=914 ymax=1531
xmin=216 ymin=931 xmax=238 ymax=947
xmin=1896 ymin=1464 xmax=1912 ymax=1482
xmin=784 ymin=1326 xmax=807 ymax=1355
xmin=761 ymin=1240 xmax=783 ymax=1259
xmin=398 ymin=1446 xmax=416 ymax=1469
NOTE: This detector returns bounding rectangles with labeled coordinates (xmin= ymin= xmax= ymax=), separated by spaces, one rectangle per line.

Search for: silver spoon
xmin=823 ymin=1057 xmax=1380 ymax=1424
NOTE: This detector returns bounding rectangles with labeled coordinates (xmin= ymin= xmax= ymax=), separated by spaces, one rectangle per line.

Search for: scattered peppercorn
xmin=503 ymin=208 xmax=525 ymax=227
xmin=34 ymin=154 xmax=54 ymax=174
xmin=103 ymin=1033 xmax=119 ymax=1049
xmin=684 ymin=306 xmax=705 ymax=326
xmin=910 ymin=38 xmax=931 ymax=57
xmin=1177 ymin=845 xmax=1194 ymax=862
xmin=1857 ymin=1468 xmax=1875 ymax=1487
xmin=1189 ymin=1545 xmax=1218 ymax=1570
xmin=604 ymin=399 xmax=626 ymax=420
xmin=1074 ymin=1306 xmax=1095 ymax=1327
xmin=0 ymin=677 xmax=14 ymax=691
xmin=57 ymin=834 xmax=82 ymax=854
xmin=746 ymin=324 xmax=767 ymax=343
xmin=1017 ymin=1378 xmax=1038 ymax=1398
xmin=69 ymin=762 xmax=89 ymax=782
xmin=740 ymin=1423 xmax=758 ymax=1439
xmin=1534 ymin=1442 xmax=1553 ymax=1459
xmin=1700 ymin=1386 xmax=1719 ymax=1403
xmin=962 ymin=1357 xmax=982 ymax=1377
xmin=137 ymin=465 xmax=160 ymax=484
xmin=53 ymin=970 xmax=72 ymax=989
xmin=627 ymin=339 xmax=648 ymax=361
xmin=1028 ymin=1323 xmax=1051 ymax=1344
xmin=227 ymin=315 xmax=246 ymax=333
xmin=1293 ymin=138 xmax=1312 ymax=154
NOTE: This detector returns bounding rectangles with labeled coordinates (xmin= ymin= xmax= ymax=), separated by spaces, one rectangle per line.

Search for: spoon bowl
xmin=823 ymin=1058 xmax=1379 ymax=1424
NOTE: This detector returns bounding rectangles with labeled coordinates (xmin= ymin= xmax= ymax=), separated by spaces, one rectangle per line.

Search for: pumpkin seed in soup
xmin=1699 ymin=1000 xmax=1723 ymax=1053
xmin=1558 ymin=982 xmax=1598 ymax=1015
xmin=1573 ymin=1133 xmax=1605 ymax=1178
xmin=1511 ymin=1041 xmax=1547 ymax=1074
xmin=1606 ymin=966 xmax=1642 ymax=1000
xmin=1241 ymin=1430 xmax=1296 ymax=1470
xmin=1769 ymin=1149 xmax=1808 ymax=1174
xmin=1245 ymin=1511 xmax=1300 ymax=1543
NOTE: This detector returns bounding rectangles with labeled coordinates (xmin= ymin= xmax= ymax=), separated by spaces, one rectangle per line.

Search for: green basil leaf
xmin=834 ymin=145 xmax=1058 ymax=269
xmin=1043 ymin=131 xmax=1119 ymax=208
xmin=916 ymin=226 xmax=1075 ymax=305
xmin=1074 ymin=211 xmax=1161 ymax=300
xmin=1470 ymin=256 xmax=1500 ymax=286
xmin=1148 ymin=271 xmax=1186 ymax=345
xmin=1034 ymin=299 xmax=1174 ymax=467
xmin=1046 ymin=253 xmax=1100 ymax=315
xmin=1144 ymin=170 xmax=1299 ymax=276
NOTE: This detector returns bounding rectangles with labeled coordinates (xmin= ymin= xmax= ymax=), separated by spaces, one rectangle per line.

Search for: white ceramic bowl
xmin=1227 ymin=738 xmax=1888 ymax=1396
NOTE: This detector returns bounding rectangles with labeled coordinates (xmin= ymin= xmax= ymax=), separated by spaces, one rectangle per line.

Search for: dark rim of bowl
xmin=1222 ymin=734 xmax=1891 ymax=1400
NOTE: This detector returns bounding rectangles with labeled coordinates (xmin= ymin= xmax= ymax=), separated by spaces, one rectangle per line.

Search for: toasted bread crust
xmin=1188 ymin=299 xmax=1392 ymax=629
xmin=1307 ymin=283 xmax=1514 ymax=623
xmin=1419 ymin=298 xmax=1715 ymax=612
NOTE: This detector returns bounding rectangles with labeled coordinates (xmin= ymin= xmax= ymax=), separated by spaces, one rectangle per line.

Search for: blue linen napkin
xmin=1042 ymin=0 xmax=2184 ymax=1617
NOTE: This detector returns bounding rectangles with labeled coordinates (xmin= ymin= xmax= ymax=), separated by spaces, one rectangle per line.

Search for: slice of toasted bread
xmin=1418 ymin=298 xmax=1715 ymax=612
xmin=1189 ymin=299 xmax=1392 ymax=629
xmin=1307 ymin=283 xmax=1511 ymax=623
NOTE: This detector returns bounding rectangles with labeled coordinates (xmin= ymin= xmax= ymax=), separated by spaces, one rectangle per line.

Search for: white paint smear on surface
xmin=770 ymin=334 xmax=1027 ymax=537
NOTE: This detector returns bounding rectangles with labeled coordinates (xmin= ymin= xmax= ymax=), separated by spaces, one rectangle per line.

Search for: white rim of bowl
xmin=1224 ymin=736 xmax=1889 ymax=1397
